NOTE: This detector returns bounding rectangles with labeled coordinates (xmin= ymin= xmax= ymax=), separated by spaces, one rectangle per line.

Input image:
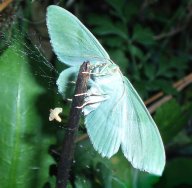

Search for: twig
xmin=148 ymin=73 xmax=192 ymax=113
xmin=153 ymin=5 xmax=192 ymax=41
xmin=56 ymin=62 xmax=90 ymax=188
xmin=145 ymin=73 xmax=192 ymax=105
xmin=75 ymin=133 xmax=88 ymax=143
xmin=0 ymin=0 xmax=12 ymax=12
xmin=153 ymin=27 xmax=183 ymax=40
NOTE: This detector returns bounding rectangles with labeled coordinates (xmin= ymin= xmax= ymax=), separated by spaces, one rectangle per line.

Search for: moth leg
xmin=75 ymin=92 xmax=88 ymax=96
xmin=75 ymin=93 xmax=107 ymax=109
xmin=75 ymin=101 xmax=92 ymax=109
xmin=68 ymin=81 xmax=76 ymax=84
xmin=90 ymin=93 xmax=108 ymax=97
xmin=49 ymin=107 xmax=63 ymax=122
xmin=74 ymin=91 xmax=106 ymax=97
xmin=82 ymin=72 xmax=107 ymax=77
xmin=75 ymin=100 xmax=101 ymax=109
xmin=81 ymin=71 xmax=90 ymax=74
xmin=67 ymin=92 xmax=88 ymax=101
xmin=67 ymin=92 xmax=93 ymax=102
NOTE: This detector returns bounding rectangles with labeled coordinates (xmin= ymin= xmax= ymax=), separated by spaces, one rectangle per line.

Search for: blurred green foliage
xmin=0 ymin=0 xmax=192 ymax=187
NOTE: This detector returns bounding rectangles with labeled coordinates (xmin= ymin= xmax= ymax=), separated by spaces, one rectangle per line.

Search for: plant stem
xmin=56 ymin=62 xmax=90 ymax=188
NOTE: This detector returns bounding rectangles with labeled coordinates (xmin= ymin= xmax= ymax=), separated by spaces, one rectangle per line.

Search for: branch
xmin=153 ymin=5 xmax=192 ymax=41
xmin=153 ymin=27 xmax=183 ymax=40
xmin=56 ymin=62 xmax=90 ymax=188
xmin=148 ymin=73 xmax=192 ymax=113
xmin=0 ymin=0 xmax=12 ymax=12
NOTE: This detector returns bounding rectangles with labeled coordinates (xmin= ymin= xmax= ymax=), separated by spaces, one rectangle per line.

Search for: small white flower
xmin=49 ymin=107 xmax=63 ymax=122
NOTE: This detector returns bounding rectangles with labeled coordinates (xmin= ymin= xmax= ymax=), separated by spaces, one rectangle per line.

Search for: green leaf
xmin=74 ymin=140 xmax=130 ymax=187
xmin=109 ymin=49 xmax=128 ymax=71
xmin=132 ymin=25 xmax=155 ymax=45
xmin=157 ymin=158 xmax=192 ymax=188
xmin=156 ymin=58 xmax=168 ymax=76
xmin=110 ymin=152 xmax=160 ymax=188
xmin=73 ymin=139 xmax=107 ymax=173
xmin=157 ymin=55 xmax=188 ymax=78
xmin=105 ymin=0 xmax=125 ymax=21
xmin=94 ymin=162 xmax=113 ymax=188
xmin=104 ymin=36 xmax=125 ymax=48
xmin=0 ymin=39 xmax=55 ymax=187
xmin=87 ymin=14 xmax=112 ymax=27
xmin=109 ymin=152 xmax=132 ymax=188
xmin=147 ymin=79 xmax=177 ymax=95
xmin=136 ymin=172 xmax=160 ymax=188
xmin=128 ymin=44 xmax=144 ymax=59
xmin=88 ymin=16 xmax=128 ymax=40
xmin=144 ymin=64 xmax=156 ymax=81
xmin=154 ymin=99 xmax=186 ymax=143
xmin=74 ymin=176 xmax=91 ymax=188
xmin=122 ymin=2 xmax=139 ymax=23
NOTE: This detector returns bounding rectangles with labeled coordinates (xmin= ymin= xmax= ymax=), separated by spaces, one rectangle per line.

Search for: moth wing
xmin=121 ymin=77 xmax=165 ymax=176
xmin=46 ymin=5 xmax=110 ymax=66
xmin=56 ymin=66 xmax=79 ymax=98
xmin=84 ymin=73 xmax=123 ymax=158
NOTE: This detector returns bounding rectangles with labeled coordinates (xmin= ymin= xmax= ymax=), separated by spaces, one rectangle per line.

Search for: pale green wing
xmin=85 ymin=73 xmax=165 ymax=175
xmin=46 ymin=5 xmax=110 ymax=66
xmin=56 ymin=66 xmax=79 ymax=98
xmin=84 ymin=72 xmax=124 ymax=158
xmin=121 ymin=77 xmax=165 ymax=176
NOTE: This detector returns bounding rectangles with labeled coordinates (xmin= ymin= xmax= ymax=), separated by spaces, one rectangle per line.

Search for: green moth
xmin=46 ymin=5 xmax=165 ymax=176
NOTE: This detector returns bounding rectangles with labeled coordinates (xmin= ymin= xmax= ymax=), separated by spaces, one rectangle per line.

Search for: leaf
xmin=94 ymin=162 xmax=113 ymax=188
xmin=147 ymin=79 xmax=177 ymax=95
xmin=88 ymin=15 xmax=129 ymax=42
xmin=123 ymin=2 xmax=140 ymax=23
xmin=88 ymin=14 xmax=128 ymax=40
xmin=156 ymin=158 xmax=192 ymax=188
xmin=74 ymin=140 xmax=130 ymax=187
xmin=73 ymin=139 xmax=107 ymax=173
xmin=128 ymin=44 xmax=144 ymax=59
xmin=74 ymin=176 xmax=92 ymax=188
xmin=105 ymin=0 xmax=124 ymax=13
xmin=154 ymin=99 xmax=186 ymax=143
xmin=157 ymin=55 xmax=188 ymax=79
xmin=92 ymin=22 xmax=128 ymax=40
xmin=104 ymin=36 xmax=125 ymax=48
xmin=0 ymin=39 xmax=55 ymax=187
xmin=105 ymin=0 xmax=126 ymax=21
xmin=109 ymin=49 xmax=128 ymax=71
xmin=144 ymin=64 xmax=156 ymax=81
xmin=132 ymin=25 xmax=155 ymax=45
xmin=87 ymin=14 xmax=113 ymax=27
xmin=136 ymin=172 xmax=161 ymax=188
xmin=110 ymin=152 xmax=160 ymax=188
xmin=110 ymin=152 xmax=132 ymax=188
